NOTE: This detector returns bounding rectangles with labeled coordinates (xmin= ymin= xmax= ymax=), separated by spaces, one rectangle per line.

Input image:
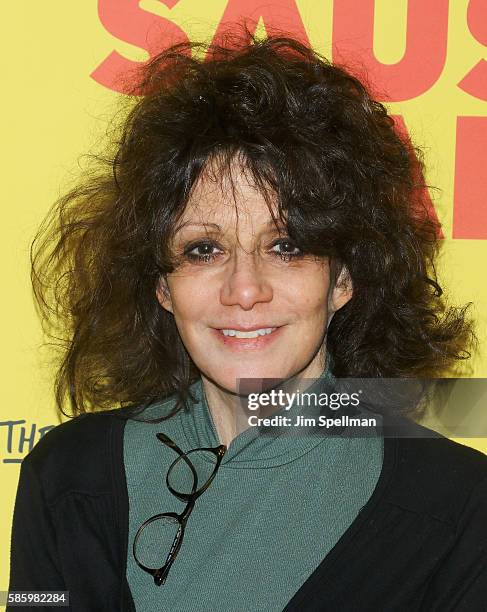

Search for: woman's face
xmin=156 ymin=160 xmax=352 ymax=393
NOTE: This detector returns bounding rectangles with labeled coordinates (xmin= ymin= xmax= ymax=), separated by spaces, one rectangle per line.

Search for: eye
xmin=182 ymin=238 xmax=303 ymax=264
xmin=270 ymin=238 xmax=303 ymax=261
xmin=184 ymin=241 xmax=222 ymax=263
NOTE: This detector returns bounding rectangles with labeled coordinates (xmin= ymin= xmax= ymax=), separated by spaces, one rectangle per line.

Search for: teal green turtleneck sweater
xmin=124 ymin=367 xmax=384 ymax=611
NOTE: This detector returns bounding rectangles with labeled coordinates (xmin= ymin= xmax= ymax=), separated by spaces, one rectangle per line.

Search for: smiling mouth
xmin=220 ymin=327 xmax=278 ymax=339
xmin=212 ymin=326 xmax=284 ymax=349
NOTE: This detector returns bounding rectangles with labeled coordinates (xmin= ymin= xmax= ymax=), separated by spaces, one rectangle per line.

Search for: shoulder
xmin=384 ymin=417 xmax=487 ymax=527
xmin=20 ymin=407 xmax=135 ymax=504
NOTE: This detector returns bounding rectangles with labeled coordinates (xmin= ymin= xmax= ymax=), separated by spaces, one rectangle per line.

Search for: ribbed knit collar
xmin=179 ymin=361 xmax=350 ymax=469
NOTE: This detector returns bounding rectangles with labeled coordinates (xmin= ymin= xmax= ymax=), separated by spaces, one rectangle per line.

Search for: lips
xmin=215 ymin=324 xmax=283 ymax=332
xmin=221 ymin=327 xmax=275 ymax=338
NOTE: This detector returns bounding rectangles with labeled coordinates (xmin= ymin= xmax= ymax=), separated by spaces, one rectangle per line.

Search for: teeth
xmin=221 ymin=327 xmax=276 ymax=338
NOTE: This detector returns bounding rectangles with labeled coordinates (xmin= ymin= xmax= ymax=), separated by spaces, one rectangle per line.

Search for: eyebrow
xmin=174 ymin=219 xmax=286 ymax=232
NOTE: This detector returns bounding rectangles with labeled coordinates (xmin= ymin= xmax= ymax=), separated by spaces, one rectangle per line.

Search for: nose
xmin=219 ymin=251 xmax=273 ymax=310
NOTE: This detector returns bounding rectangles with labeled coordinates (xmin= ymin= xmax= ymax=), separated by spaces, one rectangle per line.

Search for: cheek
xmin=282 ymin=270 xmax=330 ymax=314
xmin=168 ymin=275 xmax=213 ymax=323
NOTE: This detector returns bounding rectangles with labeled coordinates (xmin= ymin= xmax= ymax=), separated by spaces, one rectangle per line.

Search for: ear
xmin=156 ymin=275 xmax=174 ymax=314
xmin=328 ymin=265 xmax=353 ymax=315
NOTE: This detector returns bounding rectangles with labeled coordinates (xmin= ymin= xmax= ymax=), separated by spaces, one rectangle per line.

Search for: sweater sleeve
xmin=421 ymin=476 xmax=487 ymax=611
xmin=7 ymin=454 xmax=67 ymax=610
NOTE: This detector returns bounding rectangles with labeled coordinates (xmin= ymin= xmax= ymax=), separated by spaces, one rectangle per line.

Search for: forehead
xmin=177 ymin=156 xmax=284 ymax=231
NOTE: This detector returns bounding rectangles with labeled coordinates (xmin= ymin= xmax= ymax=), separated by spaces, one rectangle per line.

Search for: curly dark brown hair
xmin=31 ymin=32 xmax=475 ymax=420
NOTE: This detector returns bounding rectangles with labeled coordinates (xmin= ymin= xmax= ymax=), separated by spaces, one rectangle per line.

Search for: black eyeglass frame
xmin=132 ymin=431 xmax=227 ymax=586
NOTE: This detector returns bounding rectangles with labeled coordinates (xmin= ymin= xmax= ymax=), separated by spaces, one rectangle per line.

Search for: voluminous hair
xmin=31 ymin=32 xmax=474 ymax=418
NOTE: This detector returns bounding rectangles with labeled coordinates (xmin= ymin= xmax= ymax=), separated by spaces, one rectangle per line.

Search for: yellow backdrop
xmin=2 ymin=0 xmax=487 ymax=595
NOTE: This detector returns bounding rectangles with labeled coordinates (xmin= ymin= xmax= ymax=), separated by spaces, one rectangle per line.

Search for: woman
xmin=8 ymin=33 xmax=487 ymax=611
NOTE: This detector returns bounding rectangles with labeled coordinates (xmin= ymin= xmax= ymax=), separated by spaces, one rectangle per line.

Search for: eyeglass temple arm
xmin=156 ymin=432 xmax=186 ymax=457
xmin=156 ymin=433 xmax=226 ymax=460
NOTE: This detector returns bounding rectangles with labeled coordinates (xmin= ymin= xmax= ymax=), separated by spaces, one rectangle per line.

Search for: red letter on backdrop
xmin=458 ymin=0 xmax=487 ymax=101
xmin=91 ymin=0 xmax=188 ymax=94
xmin=211 ymin=0 xmax=309 ymax=47
xmin=453 ymin=117 xmax=487 ymax=239
xmin=332 ymin=0 xmax=449 ymax=101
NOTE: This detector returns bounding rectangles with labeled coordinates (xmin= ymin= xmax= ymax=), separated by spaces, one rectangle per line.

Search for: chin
xmin=209 ymin=362 xmax=296 ymax=395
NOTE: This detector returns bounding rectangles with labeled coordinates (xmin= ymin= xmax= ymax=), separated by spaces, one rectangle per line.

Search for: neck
xmin=200 ymin=351 xmax=328 ymax=447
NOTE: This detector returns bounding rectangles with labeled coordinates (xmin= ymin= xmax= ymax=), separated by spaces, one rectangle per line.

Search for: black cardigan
xmin=7 ymin=408 xmax=487 ymax=611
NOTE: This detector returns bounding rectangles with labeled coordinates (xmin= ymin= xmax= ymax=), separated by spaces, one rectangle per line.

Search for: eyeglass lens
xmin=134 ymin=516 xmax=181 ymax=570
xmin=168 ymin=449 xmax=219 ymax=496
